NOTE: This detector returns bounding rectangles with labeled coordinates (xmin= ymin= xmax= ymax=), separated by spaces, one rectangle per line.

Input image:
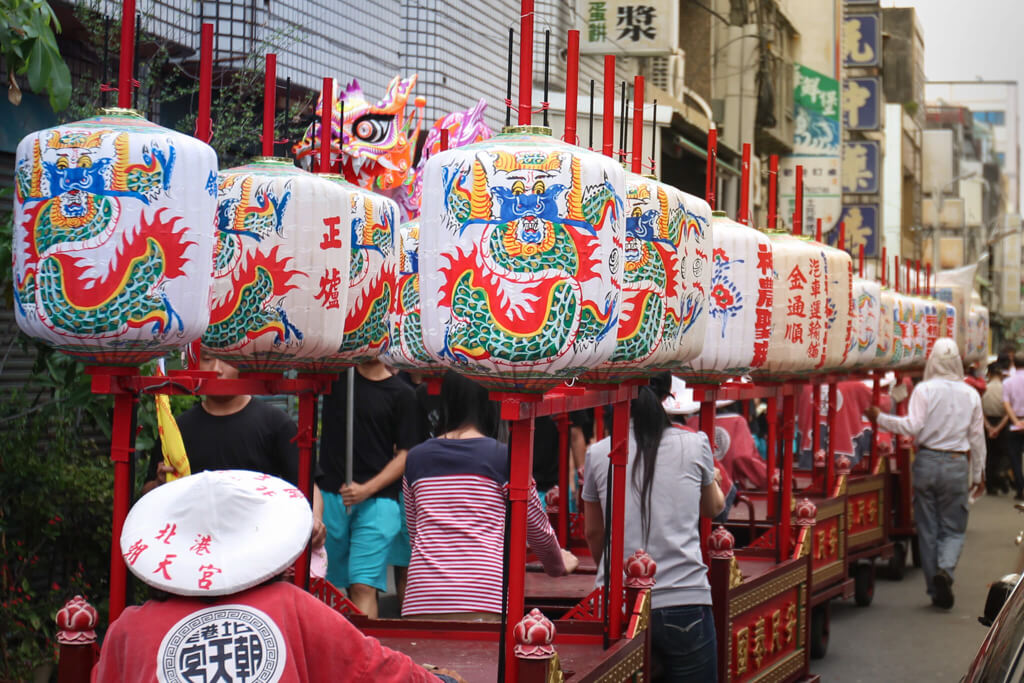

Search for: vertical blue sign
xmin=844 ymin=13 xmax=881 ymax=68
xmin=839 ymin=204 xmax=880 ymax=258
xmin=842 ymin=141 xmax=880 ymax=194
xmin=844 ymin=77 xmax=880 ymax=131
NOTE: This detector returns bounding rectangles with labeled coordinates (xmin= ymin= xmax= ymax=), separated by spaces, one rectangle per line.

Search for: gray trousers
xmin=912 ymin=449 xmax=969 ymax=596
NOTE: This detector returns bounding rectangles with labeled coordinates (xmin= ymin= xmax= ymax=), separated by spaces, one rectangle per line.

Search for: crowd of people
xmin=98 ymin=337 xmax=1013 ymax=681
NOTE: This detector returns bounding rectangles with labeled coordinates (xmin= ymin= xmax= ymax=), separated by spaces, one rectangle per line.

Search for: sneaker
xmin=933 ymin=570 xmax=954 ymax=609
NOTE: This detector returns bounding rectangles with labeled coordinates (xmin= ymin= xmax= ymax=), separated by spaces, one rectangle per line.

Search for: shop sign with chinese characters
xmin=578 ymin=1 xmax=679 ymax=56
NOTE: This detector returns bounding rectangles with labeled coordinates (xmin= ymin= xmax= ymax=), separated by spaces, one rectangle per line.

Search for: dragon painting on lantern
xmin=419 ymin=138 xmax=625 ymax=388
xmin=293 ymin=76 xmax=492 ymax=221
xmin=12 ymin=117 xmax=214 ymax=364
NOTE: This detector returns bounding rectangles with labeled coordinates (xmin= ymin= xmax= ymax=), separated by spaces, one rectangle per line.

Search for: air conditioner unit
xmin=646 ymin=49 xmax=685 ymax=100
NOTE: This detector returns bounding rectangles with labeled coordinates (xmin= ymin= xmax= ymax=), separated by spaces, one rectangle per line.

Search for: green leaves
xmin=2 ymin=0 xmax=71 ymax=111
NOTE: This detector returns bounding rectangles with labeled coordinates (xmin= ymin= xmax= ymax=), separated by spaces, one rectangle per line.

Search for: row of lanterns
xmin=11 ymin=109 xmax=988 ymax=391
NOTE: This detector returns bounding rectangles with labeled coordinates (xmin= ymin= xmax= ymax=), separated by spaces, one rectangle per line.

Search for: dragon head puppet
xmin=294 ymin=76 xmax=425 ymax=191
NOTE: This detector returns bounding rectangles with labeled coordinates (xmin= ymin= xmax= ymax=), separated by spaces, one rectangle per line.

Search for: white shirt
xmin=876 ymin=378 xmax=986 ymax=484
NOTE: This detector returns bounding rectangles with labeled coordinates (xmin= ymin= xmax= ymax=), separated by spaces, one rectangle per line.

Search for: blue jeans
xmin=912 ymin=449 xmax=969 ymax=596
xmin=650 ymin=604 xmax=717 ymax=682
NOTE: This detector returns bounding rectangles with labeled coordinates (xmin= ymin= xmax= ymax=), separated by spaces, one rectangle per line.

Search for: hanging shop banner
xmin=844 ymin=13 xmax=881 ymax=68
xmin=778 ymin=156 xmax=842 ymax=236
xmin=842 ymin=141 xmax=880 ymax=194
xmin=843 ymin=77 xmax=881 ymax=131
xmin=838 ymin=204 xmax=880 ymax=258
xmin=794 ymin=63 xmax=840 ymax=155
xmin=578 ymin=0 xmax=679 ymax=56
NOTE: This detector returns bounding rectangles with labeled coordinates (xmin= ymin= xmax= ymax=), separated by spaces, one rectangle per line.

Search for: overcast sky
xmin=897 ymin=0 xmax=1023 ymax=200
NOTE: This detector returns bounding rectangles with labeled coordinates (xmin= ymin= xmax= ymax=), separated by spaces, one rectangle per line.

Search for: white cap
xmin=121 ymin=470 xmax=313 ymax=597
xmin=662 ymin=376 xmax=734 ymax=415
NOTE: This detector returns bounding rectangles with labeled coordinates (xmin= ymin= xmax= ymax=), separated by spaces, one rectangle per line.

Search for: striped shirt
xmin=401 ymin=437 xmax=566 ymax=616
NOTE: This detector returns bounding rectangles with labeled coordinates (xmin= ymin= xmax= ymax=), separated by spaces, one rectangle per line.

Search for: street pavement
xmin=810 ymin=493 xmax=1023 ymax=682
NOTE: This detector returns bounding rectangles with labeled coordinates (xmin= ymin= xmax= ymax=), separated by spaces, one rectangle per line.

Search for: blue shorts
xmin=322 ymin=492 xmax=401 ymax=592
xmin=387 ymin=492 xmax=411 ymax=567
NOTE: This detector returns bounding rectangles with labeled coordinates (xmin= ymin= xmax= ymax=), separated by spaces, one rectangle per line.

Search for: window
xmin=973 ymin=110 xmax=1006 ymax=126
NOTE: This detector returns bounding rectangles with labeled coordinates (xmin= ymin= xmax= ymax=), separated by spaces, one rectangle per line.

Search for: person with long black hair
xmin=582 ymin=373 xmax=725 ymax=682
xmin=401 ymin=371 xmax=578 ymax=619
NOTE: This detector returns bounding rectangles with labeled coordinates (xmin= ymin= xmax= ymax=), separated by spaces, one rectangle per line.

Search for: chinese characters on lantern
xmin=752 ymin=243 xmax=773 ymax=368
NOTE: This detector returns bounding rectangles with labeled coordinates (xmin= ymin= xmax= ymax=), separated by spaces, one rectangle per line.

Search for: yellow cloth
xmin=156 ymin=391 xmax=190 ymax=481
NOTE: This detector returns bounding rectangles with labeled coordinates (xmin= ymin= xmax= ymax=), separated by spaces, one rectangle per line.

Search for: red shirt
xmin=92 ymin=582 xmax=442 ymax=682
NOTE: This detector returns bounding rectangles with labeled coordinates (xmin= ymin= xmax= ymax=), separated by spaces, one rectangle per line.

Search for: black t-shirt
xmin=532 ymin=416 xmax=561 ymax=491
xmin=318 ymin=371 xmax=419 ymax=499
xmin=146 ymin=398 xmax=298 ymax=485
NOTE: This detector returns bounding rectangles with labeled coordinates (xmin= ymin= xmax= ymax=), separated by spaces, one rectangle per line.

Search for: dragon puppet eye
xmin=56 ymin=156 xmax=70 ymax=170
xmin=352 ymin=114 xmax=394 ymax=145
xmin=532 ymin=180 xmax=545 ymax=195
xmin=77 ymin=155 xmax=93 ymax=168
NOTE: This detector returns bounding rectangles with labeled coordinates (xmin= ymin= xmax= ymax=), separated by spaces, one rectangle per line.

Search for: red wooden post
xmin=188 ymin=22 xmax=214 ymax=370
xmin=779 ymin=390 xmax=796 ymax=560
xmin=826 ymin=382 xmax=838 ymax=492
xmin=859 ymin=244 xmax=865 ymax=278
xmin=705 ymin=127 xmax=718 ymax=210
xmin=869 ymin=372 xmax=881 ymax=471
xmin=698 ymin=388 xmax=717 ymax=570
xmin=708 ymin=529 xmax=735 ymax=683
xmin=108 ymin=392 xmax=137 ymax=622
xmin=262 ymin=53 xmax=276 ymax=157
xmin=916 ymin=259 xmax=921 ymax=295
xmin=811 ymin=383 xmax=821 ymax=463
xmin=293 ymin=389 xmax=317 ymax=586
xmin=768 ymin=154 xmax=779 ymax=229
xmin=318 ymin=77 xmax=333 ymax=174
xmin=816 ymin=217 xmax=823 ymax=243
xmin=56 ymin=596 xmax=99 ymax=683
xmin=195 ymin=24 xmax=213 ymax=142
xmin=607 ymin=398 xmax=630 ymax=641
xmin=624 ymin=551 xmax=656 ymax=683
xmin=631 ymin=75 xmax=644 ymax=174
xmin=117 ymin=0 xmax=136 ymax=109
xmin=564 ymin=30 xmax=579 ymax=145
xmin=556 ymin=413 xmax=570 ymax=547
xmin=518 ymin=0 xmax=534 ymax=126
xmin=894 ymin=255 xmax=900 ymax=293
xmin=766 ymin=391 xmax=779 ymax=519
xmin=839 ymin=220 xmax=846 ymax=253
xmin=602 ymin=56 xmax=615 ymax=157
xmin=514 ymin=609 xmax=559 ymax=682
xmin=504 ymin=415 xmax=536 ymax=679
xmin=739 ymin=143 xmax=751 ymax=225
xmin=881 ymin=246 xmax=887 ymax=285
xmin=926 ymin=262 xmax=932 ymax=296
xmin=793 ymin=165 xmax=804 ymax=236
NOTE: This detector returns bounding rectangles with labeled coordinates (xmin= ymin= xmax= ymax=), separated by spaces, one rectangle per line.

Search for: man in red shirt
xmin=93 ymin=470 xmax=464 ymax=682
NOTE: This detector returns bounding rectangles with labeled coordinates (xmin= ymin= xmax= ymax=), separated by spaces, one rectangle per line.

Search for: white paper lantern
xmin=202 ymin=158 xmax=351 ymax=371
xmin=967 ymin=304 xmax=989 ymax=363
xmin=821 ymin=243 xmax=854 ymax=370
xmin=586 ymin=175 xmax=709 ymax=380
xmin=934 ymin=283 xmax=969 ymax=358
xmin=381 ymin=219 xmax=438 ymax=371
xmin=679 ymin=212 xmax=773 ymax=380
xmin=325 ymin=174 xmax=399 ymax=365
xmin=844 ymin=278 xmax=881 ymax=368
xmin=873 ymin=288 xmax=896 ymax=368
xmin=419 ymin=126 xmax=624 ymax=392
xmin=755 ymin=233 xmax=832 ymax=376
xmin=12 ymin=109 xmax=218 ymax=364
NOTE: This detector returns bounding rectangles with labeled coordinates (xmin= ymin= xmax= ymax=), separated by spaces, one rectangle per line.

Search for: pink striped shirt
xmin=401 ymin=437 xmax=566 ymax=616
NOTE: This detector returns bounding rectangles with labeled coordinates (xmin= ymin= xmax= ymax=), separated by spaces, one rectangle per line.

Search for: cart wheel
xmin=886 ymin=541 xmax=907 ymax=581
xmin=911 ymin=536 xmax=922 ymax=568
xmin=810 ymin=604 xmax=830 ymax=659
xmin=854 ymin=563 xmax=875 ymax=606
